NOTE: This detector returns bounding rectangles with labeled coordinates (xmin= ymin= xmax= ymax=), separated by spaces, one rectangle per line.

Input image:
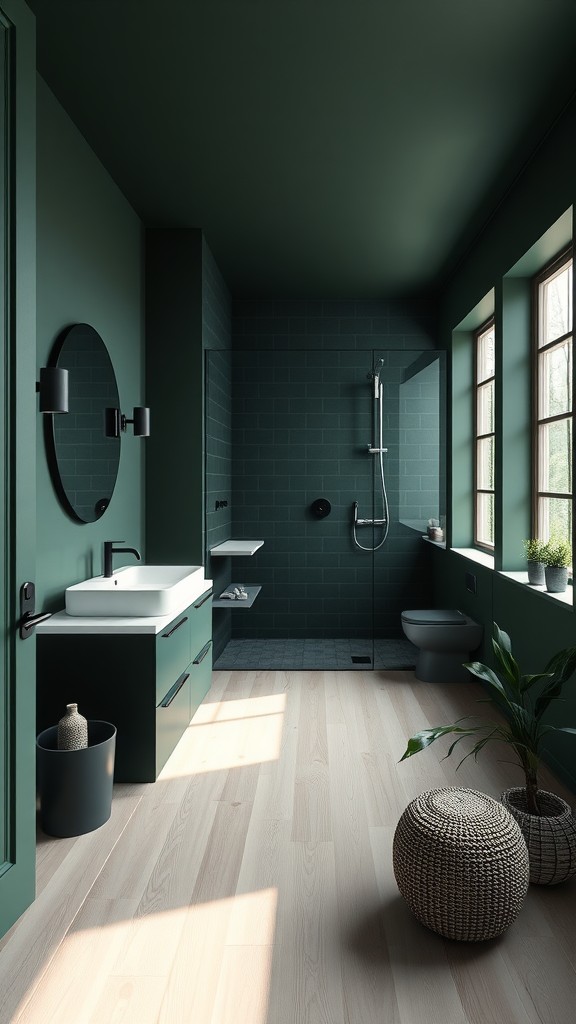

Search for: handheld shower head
xmin=366 ymin=358 xmax=384 ymax=397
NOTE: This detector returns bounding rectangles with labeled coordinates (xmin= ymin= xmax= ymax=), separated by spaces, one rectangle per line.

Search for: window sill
xmin=425 ymin=545 xmax=573 ymax=605
xmin=422 ymin=535 xmax=446 ymax=550
xmin=498 ymin=571 xmax=573 ymax=607
xmin=451 ymin=547 xmax=495 ymax=569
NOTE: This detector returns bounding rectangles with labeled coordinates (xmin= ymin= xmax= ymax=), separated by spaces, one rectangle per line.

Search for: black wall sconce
xmin=36 ymin=366 xmax=69 ymax=414
xmin=104 ymin=406 xmax=150 ymax=438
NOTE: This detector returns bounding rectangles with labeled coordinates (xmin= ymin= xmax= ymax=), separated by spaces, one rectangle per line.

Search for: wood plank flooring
xmin=0 ymin=669 xmax=574 ymax=1024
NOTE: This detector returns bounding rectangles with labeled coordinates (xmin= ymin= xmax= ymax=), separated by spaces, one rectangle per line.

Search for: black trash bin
xmin=36 ymin=720 xmax=116 ymax=837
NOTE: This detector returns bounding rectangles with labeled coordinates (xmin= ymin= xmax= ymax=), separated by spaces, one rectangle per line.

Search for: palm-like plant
xmin=400 ymin=622 xmax=576 ymax=815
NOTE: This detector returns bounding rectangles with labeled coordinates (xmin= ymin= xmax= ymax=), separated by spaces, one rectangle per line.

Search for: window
xmin=474 ymin=317 xmax=495 ymax=549
xmin=534 ymin=249 xmax=573 ymax=544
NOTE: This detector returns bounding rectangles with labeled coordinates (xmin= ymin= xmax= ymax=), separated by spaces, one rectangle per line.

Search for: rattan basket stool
xmin=393 ymin=788 xmax=529 ymax=941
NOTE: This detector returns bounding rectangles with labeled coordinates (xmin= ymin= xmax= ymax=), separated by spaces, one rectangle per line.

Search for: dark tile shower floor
xmin=213 ymin=638 xmax=418 ymax=671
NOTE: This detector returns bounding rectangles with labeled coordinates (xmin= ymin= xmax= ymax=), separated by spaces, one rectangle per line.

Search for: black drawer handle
xmin=194 ymin=590 xmax=213 ymax=609
xmin=158 ymin=672 xmax=190 ymax=708
xmin=193 ymin=640 xmax=212 ymax=664
xmin=161 ymin=615 xmax=188 ymax=638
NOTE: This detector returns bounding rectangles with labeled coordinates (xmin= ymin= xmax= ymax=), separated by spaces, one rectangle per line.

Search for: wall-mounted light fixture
xmin=104 ymin=407 xmax=150 ymax=438
xmin=36 ymin=366 xmax=69 ymax=414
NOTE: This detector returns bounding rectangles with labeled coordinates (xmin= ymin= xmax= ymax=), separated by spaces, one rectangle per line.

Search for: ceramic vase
xmin=57 ymin=703 xmax=88 ymax=750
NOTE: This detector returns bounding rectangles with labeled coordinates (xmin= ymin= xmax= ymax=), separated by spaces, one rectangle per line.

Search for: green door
xmin=0 ymin=0 xmax=37 ymax=937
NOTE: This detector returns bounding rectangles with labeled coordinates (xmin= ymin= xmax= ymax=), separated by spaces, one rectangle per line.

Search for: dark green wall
xmin=36 ymin=77 xmax=144 ymax=611
xmin=145 ymin=229 xmax=231 ymax=570
xmin=437 ymin=95 xmax=576 ymax=794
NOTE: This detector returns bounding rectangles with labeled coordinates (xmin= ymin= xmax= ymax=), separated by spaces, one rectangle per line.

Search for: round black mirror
xmin=46 ymin=324 xmax=121 ymax=523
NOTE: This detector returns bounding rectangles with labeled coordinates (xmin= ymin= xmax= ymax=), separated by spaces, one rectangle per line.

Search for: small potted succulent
xmin=400 ymin=623 xmax=576 ymax=884
xmin=522 ymin=538 xmax=546 ymax=586
xmin=541 ymin=540 xmax=572 ymax=593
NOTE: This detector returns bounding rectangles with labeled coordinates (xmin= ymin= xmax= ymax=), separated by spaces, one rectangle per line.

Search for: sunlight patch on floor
xmin=10 ymin=891 xmax=277 ymax=1024
xmin=159 ymin=694 xmax=286 ymax=779
xmin=192 ymin=693 xmax=287 ymax=724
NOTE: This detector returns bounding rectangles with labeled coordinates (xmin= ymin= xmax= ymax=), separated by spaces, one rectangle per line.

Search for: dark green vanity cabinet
xmin=36 ymin=588 xmax=213 ymax=782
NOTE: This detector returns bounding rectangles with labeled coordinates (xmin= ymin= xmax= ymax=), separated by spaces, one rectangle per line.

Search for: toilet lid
xmin=402 ymin=609 xmax=466 ymax=625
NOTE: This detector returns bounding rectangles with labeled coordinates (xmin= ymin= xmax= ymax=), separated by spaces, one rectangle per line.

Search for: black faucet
xmin=103 ymin=541 xmax=142 ymax=578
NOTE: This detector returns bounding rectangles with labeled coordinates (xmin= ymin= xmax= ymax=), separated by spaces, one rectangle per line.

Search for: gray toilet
xmin=401 ymin=609 xmax=483 ymax=684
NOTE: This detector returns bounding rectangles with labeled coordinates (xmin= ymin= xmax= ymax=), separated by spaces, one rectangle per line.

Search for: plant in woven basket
xmin=400 ymin=622 xmax=576 ymax=816
xmin=400 ymin=623 xmax=576 ymax=883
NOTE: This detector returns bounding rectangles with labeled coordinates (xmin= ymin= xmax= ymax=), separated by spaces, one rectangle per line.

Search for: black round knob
xmin=311 ymin=498 xmax=331 ymax=519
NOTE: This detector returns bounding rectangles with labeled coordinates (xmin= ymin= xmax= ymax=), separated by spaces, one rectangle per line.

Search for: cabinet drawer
xmin=156 ymin=610 xmax=191 ymax=703
xmin=189 ymin=587 xmax=213 ymax=653
xmin=190 ymin=640 xmax=212 ymax=720
xmin=156 ymin=666 xmax=191 ymax=776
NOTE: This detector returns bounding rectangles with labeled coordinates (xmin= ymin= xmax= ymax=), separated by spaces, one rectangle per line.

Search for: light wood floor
xmin=0 ymin=669 xmax=574 ymax=1024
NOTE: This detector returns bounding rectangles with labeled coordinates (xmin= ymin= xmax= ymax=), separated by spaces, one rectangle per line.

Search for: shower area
xmin=206 ymin=322 xmax=445 ymax=671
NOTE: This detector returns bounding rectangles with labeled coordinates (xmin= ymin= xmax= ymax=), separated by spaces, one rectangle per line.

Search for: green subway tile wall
xmin=202 ymin=239 xmax=233 ymax=656
xmin=208 ymin=299 xmax=441 ymax=647
xmin=206 ymin=349 xmax=233 ymax=655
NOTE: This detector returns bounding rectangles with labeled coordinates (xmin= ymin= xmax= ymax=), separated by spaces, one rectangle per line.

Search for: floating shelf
xmin=209 ymin=540 xmax=264 ymax=556
xmin=212 ymin=585 xmax=262 ymax=609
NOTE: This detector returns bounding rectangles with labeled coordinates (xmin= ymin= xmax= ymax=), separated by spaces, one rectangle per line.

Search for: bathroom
xmin=2 ymin=0 xmax=576 ymax=965
xmin=31 ymin=38 xmax=576 ymax=797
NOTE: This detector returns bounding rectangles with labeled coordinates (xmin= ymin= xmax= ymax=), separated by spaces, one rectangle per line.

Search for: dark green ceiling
xmin=27 ymin=0 xmax=576 ymax=298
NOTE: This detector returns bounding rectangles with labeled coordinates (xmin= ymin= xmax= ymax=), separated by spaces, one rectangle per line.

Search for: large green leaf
xmin=543 ymin=646 xmax=576 ymax=680
xmin=493 ymin=623 xmax=512 ymax=654
xmin=534 ymin=647 xmax=576 ymax=721
xmin=463 ymin=661 xmax=506 ymax=696
xmin=399 ymin=725 xmax=478 ymax=762
xmin=539 ymin=725 xmax=576 ymax=736
xmin=492 ymin=635 xmax=520 ymax=691
xmin=520 ymin=672 xmax=553 ymax=693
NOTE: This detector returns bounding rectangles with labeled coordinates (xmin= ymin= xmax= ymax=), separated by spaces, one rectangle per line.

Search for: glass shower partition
xmin=206 ymin=348 xmax=445 ymax=671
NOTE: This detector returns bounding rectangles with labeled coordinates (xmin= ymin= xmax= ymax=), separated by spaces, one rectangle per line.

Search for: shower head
xmin=367 ymin=358 xmax=384 ymax=398
xmin=366 ymin=357 xmax=384 ymax=381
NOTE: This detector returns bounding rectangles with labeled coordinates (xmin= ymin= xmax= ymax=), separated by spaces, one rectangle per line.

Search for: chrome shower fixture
xmin=366 ymin=357 xmax=385 ymax=398
xmin=353 ymin=357 xmax=390 ymax=551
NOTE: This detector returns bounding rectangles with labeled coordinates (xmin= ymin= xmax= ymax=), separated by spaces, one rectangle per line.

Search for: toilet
xmin=401 ymin=609 xmax=483 ymax=684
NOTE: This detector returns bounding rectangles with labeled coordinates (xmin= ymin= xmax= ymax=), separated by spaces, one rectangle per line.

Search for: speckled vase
xmin=57 ymin=703 xmax=88 ymax=750
xmin=526 ymin=560 xmax=545 ymax=586
xmin=544 ymin=566 xmax=569 ymax=593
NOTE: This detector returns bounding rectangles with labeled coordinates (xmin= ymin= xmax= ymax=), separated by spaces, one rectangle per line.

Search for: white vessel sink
xmin=65 ymin=565 xmax=206 ymax=618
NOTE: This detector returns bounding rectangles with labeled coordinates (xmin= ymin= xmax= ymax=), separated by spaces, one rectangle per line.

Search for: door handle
xmin=19 ymin=582 xmax=52 ymax=640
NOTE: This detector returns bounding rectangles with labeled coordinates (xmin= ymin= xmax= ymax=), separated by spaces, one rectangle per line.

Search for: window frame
xmin=473 ymin=315 xmax=496 ymax=551
xmin=532 ymin=245 xmax=573 ymax=545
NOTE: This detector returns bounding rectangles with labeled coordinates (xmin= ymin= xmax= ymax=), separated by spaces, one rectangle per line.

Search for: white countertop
xmin=36 ymin=577 xmax=213 ymax=634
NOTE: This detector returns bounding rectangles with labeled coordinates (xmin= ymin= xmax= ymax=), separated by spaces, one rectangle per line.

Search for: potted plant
xmin=541 ymin=540 xmax=572 ymax=593
xmin=400 ymin=622 xmax=576 ymax=884
xmin=522 ymin=538 xmax=546 ymax=586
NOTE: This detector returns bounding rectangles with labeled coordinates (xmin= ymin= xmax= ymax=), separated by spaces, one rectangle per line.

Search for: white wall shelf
xmin=209 ymin=540 xmax=264 ymax=556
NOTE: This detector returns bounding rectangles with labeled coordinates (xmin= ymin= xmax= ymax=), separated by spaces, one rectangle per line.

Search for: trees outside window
xmin=474 ymin=317 xmax=495 ymax=549
xmin=534 ymin=250 xmax=573 ymax=546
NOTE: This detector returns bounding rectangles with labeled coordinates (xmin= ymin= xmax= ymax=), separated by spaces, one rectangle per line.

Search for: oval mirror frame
xmin=45 ymin=323 xmax=121 ymax=523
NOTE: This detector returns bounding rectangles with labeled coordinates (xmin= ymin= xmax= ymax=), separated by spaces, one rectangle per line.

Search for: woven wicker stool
xmin=393 ymin=788 xmax=529 ymax=941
